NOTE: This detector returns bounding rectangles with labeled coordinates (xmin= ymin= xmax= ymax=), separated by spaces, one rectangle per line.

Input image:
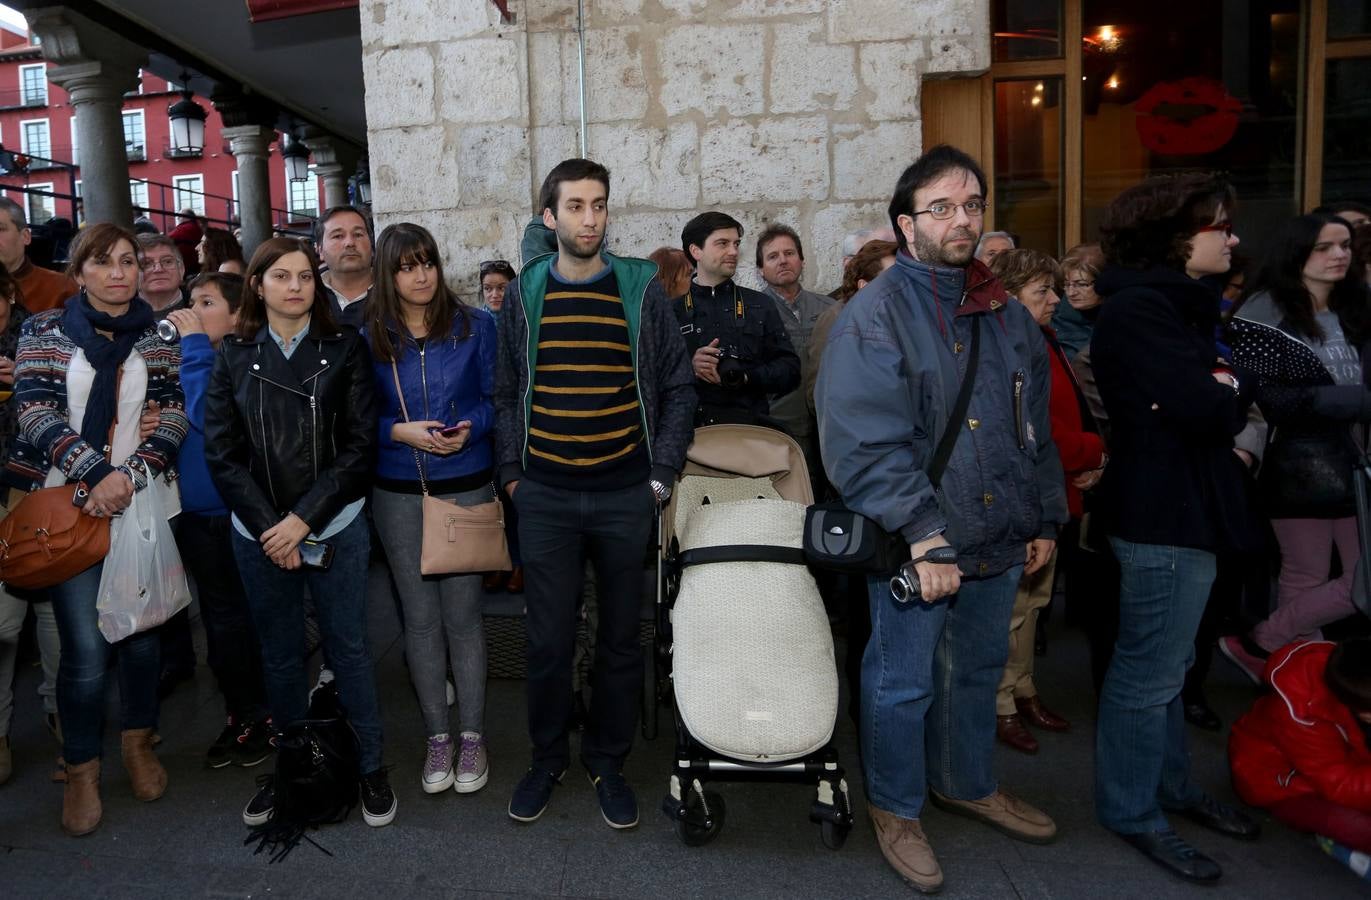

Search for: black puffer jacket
xmin=204 ymin=320 xmax=376 ymax=538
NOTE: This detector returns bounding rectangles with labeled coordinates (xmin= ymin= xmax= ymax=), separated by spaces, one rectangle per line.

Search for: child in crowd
xmin=1230 ymin=638 xmax=1371 ymax=880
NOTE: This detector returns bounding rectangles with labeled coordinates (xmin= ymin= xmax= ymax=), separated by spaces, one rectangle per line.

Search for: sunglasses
xmin=480 ymin=259 xmax=515 ymax=278
xmin=1195 ymin=220 xmax=1234 ymax=238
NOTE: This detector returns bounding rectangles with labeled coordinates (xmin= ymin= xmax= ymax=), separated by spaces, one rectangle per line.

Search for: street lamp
xmin=281 ymin=135 xmax=310 ymax=182
xmin=353 ymin=157 xmax=371 ymax=205
xmin=167 ymin=89 xmax=207 ymax=155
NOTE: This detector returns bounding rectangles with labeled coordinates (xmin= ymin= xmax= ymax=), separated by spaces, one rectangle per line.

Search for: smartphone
xmin=438 ymin=421 xmax=470 ymax=437
xmin=299 ymin=540 xmax=335 ymax=570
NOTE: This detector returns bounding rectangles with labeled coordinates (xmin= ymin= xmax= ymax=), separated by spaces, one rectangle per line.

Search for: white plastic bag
xmin=97 ymin=481 xmax=191 ymax=643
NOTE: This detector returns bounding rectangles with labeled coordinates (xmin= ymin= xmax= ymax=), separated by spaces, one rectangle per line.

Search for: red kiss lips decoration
xmin=1134 ymin=77 xmax=1243 ymax=156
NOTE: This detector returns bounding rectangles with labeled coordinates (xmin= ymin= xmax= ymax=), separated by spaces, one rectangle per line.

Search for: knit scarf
xmin=62 ymin=292 xmax=154 ymax=451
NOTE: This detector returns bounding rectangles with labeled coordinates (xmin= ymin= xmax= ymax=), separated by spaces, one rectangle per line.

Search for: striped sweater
xmin=2 ymin=308 xmax=188 ymax=491
xmin=525 ymin=267 xmax=648 ymax=489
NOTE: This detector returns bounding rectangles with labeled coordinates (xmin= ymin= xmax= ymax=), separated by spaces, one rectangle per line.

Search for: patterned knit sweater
xmin=2 ymin=308 xmax=188 ymax=491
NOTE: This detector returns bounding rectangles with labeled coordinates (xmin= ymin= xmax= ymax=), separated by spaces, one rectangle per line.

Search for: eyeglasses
xmin=140 ymin=257 xmax=181 ymax=272
xmin=480 ymin=259 xmax=515 ymax=278
xmin=1065 ymin=279 xmax=1095 ymax=290
xmin=1195 ymin=220 xmax=1234 ymax=238
xmin=912 ymin=200 xmax=987 ymax=221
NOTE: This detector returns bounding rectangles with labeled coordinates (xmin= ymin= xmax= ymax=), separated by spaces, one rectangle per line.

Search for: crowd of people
xmin=0 ymin=145 xmax=1369 ymax=891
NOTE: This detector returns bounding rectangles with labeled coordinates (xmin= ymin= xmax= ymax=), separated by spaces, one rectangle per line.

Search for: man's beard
xmin=557 ymin=225 xmax=605 ymax=260
xmin=911 ymin=227 xmax=977 ymax=269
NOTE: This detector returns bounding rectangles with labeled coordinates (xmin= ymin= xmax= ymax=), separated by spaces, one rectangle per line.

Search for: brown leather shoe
xmin=505 ymin=566 xmax=525 ymax=594
xmin=1015 ymin=695 xmax=1071 ymax=732
xmin=929 ymin=788 xmax=1057 ymax=844
xmin=61 ymin=759 xmax=101 ymax=836
xmin=868 ymin=804 xmax=943 ymax=893
xmin=996 ymin=714 xmax=1039 ymax=754
xmin=121 ymin=728 xmax=167 ymax=801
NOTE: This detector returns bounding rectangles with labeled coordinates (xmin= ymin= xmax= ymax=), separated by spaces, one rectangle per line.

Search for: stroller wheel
xmin=674 ymin=790 xmax=726 ymax=847
xmin=820 ymin=817 xmax=851 ymax=850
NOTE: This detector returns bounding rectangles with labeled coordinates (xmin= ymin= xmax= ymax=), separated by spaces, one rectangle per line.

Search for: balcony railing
xmin=0 ymin=88 xmax=47 ymax=110
xmin=163 ymin=142 xmax=203 ymax=160
xmin=126 ymin=143 xmax=146 ymax=162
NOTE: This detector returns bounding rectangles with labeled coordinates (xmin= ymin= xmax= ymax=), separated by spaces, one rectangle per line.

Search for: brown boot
xmin=996 ymin=713 xmax=1039 ymax=754
xmin=1015 ymin=695 xmax=1071 ymax=732
xmin=121 ymin=728 xmax=167 ymax=801
xmin=868 ymin=804 xmax=943 ymax=893
xmin=61 ymin=759 xmax=101 ymax=836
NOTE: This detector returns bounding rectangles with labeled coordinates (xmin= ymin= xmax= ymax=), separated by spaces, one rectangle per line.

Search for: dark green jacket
xmin=493 ymin=251 xmax=696 ymax=489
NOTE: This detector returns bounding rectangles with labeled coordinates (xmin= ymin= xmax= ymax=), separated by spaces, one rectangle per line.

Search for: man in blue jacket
xmin=816 ymin=145 xmax=1068 ymax=894
xmin=495 ymin=158 xmax=695 ymax=831
xmin=164 ymin=273 xmax=270 ymax=770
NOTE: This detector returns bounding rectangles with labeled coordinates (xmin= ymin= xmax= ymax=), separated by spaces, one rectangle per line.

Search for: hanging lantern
xmin=281 ymin=135 xmax=311 ymax=182
xmin=353 ymin=156 xmax=371 ymax=205
xmin=167 ymin=89 xmax=207 ymax=155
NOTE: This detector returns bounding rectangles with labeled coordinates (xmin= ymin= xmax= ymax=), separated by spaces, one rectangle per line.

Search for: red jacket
xmin=1229 ymin=641 xmax=1371 ymax=811
xmin=1043 ymin=327 xmax=1105 ymax=517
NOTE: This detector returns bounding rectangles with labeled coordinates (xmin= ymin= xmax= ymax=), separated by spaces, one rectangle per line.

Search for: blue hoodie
xmin=176 ymin=332 xmax=228 ymax=515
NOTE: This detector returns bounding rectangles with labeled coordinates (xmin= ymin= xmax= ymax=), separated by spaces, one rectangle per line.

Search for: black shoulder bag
xmin=804 ymin=317 xmax=981 ymax=574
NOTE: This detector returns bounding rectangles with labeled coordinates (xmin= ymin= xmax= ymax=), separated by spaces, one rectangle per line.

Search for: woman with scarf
xmin=1 ymin=223 xmax=187 ymax=835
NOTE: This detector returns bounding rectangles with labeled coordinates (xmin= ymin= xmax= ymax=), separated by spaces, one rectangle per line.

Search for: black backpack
xmin=245 ymin=682 xmax=360 ymax=862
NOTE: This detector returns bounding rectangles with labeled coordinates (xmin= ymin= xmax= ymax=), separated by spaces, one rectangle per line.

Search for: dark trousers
xmin=515 ymin=478 xmax=653 ymax=776
xmin=176 ymin=513 xmax=267 ymax=721
xmin=1057 ymin=519 xmax=1122 ymax=693
xmin=157 ymin=608 xmax=196 ymax=675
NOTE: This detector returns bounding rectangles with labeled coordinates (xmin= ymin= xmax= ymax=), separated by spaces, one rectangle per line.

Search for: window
xmin=18 ymin=64 xmax=46 ymax=106
xmin=173 ymin=174 xmax=205 ymax=215
xmin=994 ymin=78 xmax=1064 ymax=254
xmin=122 ymin=110 xmax=145 ymax=161
xmin=231 ymin=170 xmax=240 ymax=218
xmin=26 ymin=183 xmax=53 ymax=223
xmin=288 ymin=165 xmax=320 ymax=217
xmin=19 ymin=118 xmax=49 ymax=161
xmin=129 ymin=179 xmax=149 ymax=212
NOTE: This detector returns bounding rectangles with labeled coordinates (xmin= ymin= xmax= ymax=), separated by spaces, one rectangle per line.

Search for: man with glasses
xmin=137 ymin=233 xmax=189 ymax=313
xmin=816 ymin=144 xmax=1067 ymax=894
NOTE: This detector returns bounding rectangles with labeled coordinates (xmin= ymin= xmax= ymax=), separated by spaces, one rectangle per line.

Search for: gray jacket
xmin=816 ymin=254 xmax=1068 ymax=578
xmin=764 ymin=285 xmax=835 ymax=439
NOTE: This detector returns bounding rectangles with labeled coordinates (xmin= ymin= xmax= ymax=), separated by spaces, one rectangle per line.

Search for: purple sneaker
xmin=454 ymin=732 xmax=488 ymax=794
xmin=422 ymin=734 xmax=455 ymax=794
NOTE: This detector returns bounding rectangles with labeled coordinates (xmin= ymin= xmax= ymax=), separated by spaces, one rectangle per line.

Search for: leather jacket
xmin=203 ymin=319 xmax=376 ymax=538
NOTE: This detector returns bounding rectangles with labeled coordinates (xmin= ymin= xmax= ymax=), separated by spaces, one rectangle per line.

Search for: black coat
xmin=203 ymin=320 xmax=376 ymax=538
xmin=1089 ymin=266 xmax=1260 ymax=553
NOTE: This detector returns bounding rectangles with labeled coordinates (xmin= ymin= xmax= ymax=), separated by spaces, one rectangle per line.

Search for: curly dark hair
xmin=1099 ymin=173 xmax=1235 ymax=271
xmin=1244 ymin=212 xmax=1370 ymax=343
xmin=836 ymin=240 xmax=897 ymax=302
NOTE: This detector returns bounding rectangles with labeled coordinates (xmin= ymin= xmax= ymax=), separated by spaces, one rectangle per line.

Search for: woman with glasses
xmin=1089 ymin=174 xmax=1262 ymax=883
xmin=1051 ymin=243 xmax=1105 ymax=359
xmin=1220 ymin=213 xmax=1371 ymax=682
xmin=366 ymin=224 xmax=496 ymax=795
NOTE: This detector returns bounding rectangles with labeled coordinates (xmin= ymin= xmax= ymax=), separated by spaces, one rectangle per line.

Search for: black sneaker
xmin=231 ymin=719 xmax=274 ymax=768
xmin=587 ymin=771 xmax=638 ymax=829
xmin=206 ymin=717 xmax=242 ymax=769
xmin=243 ymin=775 xmax=275 ymax=827
xmin=508 ymin=767 xmax=563 ymax=823
xmin=360 ymin=769 xmax=397 ymax=827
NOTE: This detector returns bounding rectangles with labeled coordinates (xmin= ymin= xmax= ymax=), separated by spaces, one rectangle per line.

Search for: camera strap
xmin=927 ymin=315 xmax=981 ymax=489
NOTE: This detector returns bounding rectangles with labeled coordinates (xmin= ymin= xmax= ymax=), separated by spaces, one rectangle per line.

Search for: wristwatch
xmin=649 ymin=479 xmax=672 ymax=503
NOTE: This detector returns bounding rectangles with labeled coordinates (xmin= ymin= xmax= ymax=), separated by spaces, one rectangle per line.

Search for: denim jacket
xmin=816 ymin=253 xmax=1068 ymax=578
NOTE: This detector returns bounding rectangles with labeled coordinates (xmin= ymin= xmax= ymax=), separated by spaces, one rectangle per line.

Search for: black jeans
xmin=175 ymin=513 xmax=267 ymax=721
xmin=514 ymin=477 xmax=653 ymax=776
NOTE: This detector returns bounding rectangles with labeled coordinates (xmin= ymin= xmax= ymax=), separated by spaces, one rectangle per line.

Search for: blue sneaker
xmin=508 ymin=767 xmax=563 ymax=823
xmin=587 ymin=771 xmax=638 ymax=829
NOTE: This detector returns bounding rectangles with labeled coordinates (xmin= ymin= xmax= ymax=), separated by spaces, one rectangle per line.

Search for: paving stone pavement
xmin=0 ymin=565 xmax=1366 ymax=898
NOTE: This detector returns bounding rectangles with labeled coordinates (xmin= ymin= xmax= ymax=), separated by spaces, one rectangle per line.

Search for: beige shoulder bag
xmin=390 ymin=362 xmax=511 ymax=576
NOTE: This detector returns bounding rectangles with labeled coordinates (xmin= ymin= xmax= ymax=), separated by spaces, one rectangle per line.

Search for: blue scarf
xmin=62 ymin=292 xmax=154 ymax=451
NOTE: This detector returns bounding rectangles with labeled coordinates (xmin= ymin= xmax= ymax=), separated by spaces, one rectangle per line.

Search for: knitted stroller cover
xmin=672 ymin=497 xmax=838 ymax=762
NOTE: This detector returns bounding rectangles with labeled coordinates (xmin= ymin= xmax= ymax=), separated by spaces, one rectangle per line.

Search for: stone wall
xmin=359 ymin=0 xmax=989 ymax=294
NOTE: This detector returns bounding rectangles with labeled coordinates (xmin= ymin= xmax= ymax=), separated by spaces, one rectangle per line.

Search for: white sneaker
xmin=454 ymin=731 xmax=488 ymax=793
xmin=422 ymin=734 xmax=455 ymax=793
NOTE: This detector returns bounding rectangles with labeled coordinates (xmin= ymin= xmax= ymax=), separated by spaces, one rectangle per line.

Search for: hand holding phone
xmin=438 ymin=421 xmax=470 ymax=437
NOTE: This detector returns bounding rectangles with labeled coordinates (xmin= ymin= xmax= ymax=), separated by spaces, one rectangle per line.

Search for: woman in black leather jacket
xmin=1222 ymin=213 xmax=1371 ymax=680
xmin=203 ymin=237 xmax=395 ymax=829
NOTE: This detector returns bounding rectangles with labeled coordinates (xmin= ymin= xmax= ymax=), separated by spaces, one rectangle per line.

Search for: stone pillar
xmin=222 ymin=126 xmax=275 ymax=257
xmin=26 ymin=8 xmax=144 ymax=227
xmin=215 ymin=90 xmax=279 ymax=257
xmin=300 ymin=127 xmax=359 ymax=211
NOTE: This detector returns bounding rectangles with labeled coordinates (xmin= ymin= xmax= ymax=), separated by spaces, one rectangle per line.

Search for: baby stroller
xmin=655 ymin=424 xmax=852 ymax=849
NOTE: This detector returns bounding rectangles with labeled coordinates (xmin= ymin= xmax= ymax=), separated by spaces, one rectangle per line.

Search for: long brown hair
xmin=367 ymin=222 xmax=470 ymax=364
xmin=648 ymin=246 xmax=690 ymax=298
xmin=200 ymin=227 xmax=244 ymax=272
xmin=235 ymin=237 xmax=336 ymax=340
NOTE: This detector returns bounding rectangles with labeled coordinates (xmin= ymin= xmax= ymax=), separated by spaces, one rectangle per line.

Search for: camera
xmin=716 ymin=347 xmax=750 ymax=388
xmin=889 ymin=544 xmax=960 ymax=603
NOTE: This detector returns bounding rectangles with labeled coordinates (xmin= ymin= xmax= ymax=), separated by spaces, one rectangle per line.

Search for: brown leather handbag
xmin=0 ymin=482 xmax=111 ymax=590
xmin=390 ymin=364 xmax=510 ymax=576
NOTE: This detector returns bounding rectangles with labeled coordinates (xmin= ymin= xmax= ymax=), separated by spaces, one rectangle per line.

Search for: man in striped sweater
xmin=494 ymin=158 xmax=695 ymax=831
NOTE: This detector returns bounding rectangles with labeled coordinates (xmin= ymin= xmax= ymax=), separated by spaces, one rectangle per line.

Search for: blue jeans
xmin=862 ymin=564 xmax=1023 ymax=819
xmin=1096 ymin=538 xmax=1213 ymax=833
xmin=232 ymin=514 xmax=385 ymax=773
xmin=50 ymin=562 xmax=161 ymax=765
